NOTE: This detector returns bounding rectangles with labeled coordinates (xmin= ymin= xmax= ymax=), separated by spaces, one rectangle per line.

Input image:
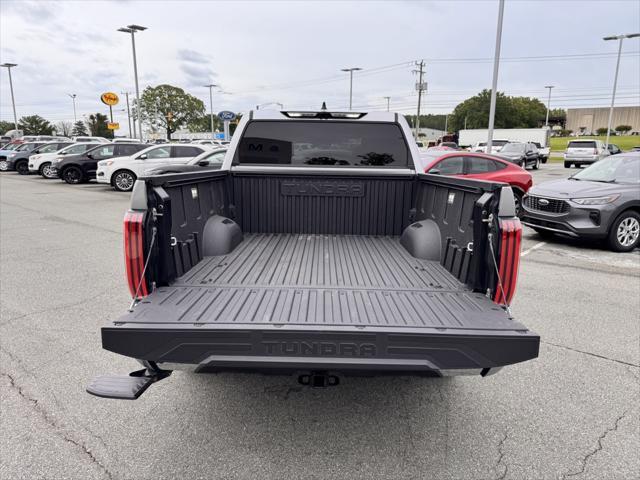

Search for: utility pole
xmin=412 ymin=60 xmax=426 ymax=139
xmin=122 ymin=92 xmax=133 ymax=138
xmin=486 ymin=0 xmax=505 ymax=154
xmin=383 ymin=96 xmax=391 ymax=111
xmin=602 ymin=33 xmax=639 ymax=148
xmin=341 ymin=67 xmax=362 ymax=110
xmin=444 ymin=114 xmax=449 ymax=133
xmin=544 ymin=85 xmax=554 ymax=126
xmin=204 ymin=84 xmax=218 ymax=140
xmin=1 ymin=63 xmax=19 ymax=130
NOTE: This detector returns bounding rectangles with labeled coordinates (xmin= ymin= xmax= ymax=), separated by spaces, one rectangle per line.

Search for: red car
xmin=421 ymin=151 xmax=533 ymax=215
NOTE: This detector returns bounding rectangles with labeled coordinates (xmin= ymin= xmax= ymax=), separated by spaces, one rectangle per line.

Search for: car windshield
xmin=39 ymin=144 xmax=60 ymax=153
xmin=15 ymin=143 xmax=38 ymax=151
xmin=4 ymin=143 xmax=20 ymax=151
xmin=533 ymin=142 xmax=542 ymax=148
xmin=501 ymin=143 xmax=525 ymax=153
xmin=493 ymin=140 xmax=509 ymax=147
xmin=572 ymin=155 xmax=640 ymax=184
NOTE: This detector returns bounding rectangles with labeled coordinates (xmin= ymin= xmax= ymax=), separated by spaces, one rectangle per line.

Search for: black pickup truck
xmin=88 ymin=109 xmax=539 ymax=399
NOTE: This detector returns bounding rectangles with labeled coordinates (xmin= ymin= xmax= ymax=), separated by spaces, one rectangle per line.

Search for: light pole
xmin=544 ymin=85 xmax=554 ymax=126
xmin=603 ymin=33 xmax=639 ymax=148
xmin=341 ymin=67 xmax=362 ymax=110
xmin=68 ymin=93 xmax=77 ymax=123
xmin=383 ymin=96 xmax=391 ymax=111
xmin=121 ymin=91 xmax=133 ymax=138
xmin=204 ymin=84 xmax=219 ymax=139
xmin=256 ymin=102 xmax=284 ymax=110
xmin=1 ymin=63 xmax=18 ymax=130
xmin=486 ymin=0 xmax=505 ymax=154
xmin=118 ymin=24 xmax=147 ymax=140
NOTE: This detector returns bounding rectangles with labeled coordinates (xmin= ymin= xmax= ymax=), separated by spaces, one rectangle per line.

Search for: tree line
xmin=2 ymin=85 xmax=633 ymax=139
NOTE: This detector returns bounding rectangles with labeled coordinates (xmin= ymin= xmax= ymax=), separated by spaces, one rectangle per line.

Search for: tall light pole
xmin=118 ymin=24 xmax=147 ymax=140
xmin=68 ymin=93 xmax=77 ymax=123
xmin=341 ymin=67 xmax=362 ymax=110
xmin=383 ymin=96 xmax=391 ymax=111
xmin=486 ymin=0 xmax=505 ymax=154
xmin=121 ymin=91 xmax=133 ymax=138
xmin=1 ymin=63 xmax=18 ymax=130
xmin=544 ymin=85 xmax=554 ymax=126
xmin=603 ymin=33 xmax=639 ymax=148
xmin=204 ymin=84 xmax=219 ymax=139
xmin=256 ymin=102 xmax=284 ymax=110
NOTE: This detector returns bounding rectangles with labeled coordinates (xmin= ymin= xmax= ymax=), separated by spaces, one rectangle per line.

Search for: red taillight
xmin=494 ymin=217 xmax=522 ymax=305
xmin=124 ymin=211 xmax=149 ymax=298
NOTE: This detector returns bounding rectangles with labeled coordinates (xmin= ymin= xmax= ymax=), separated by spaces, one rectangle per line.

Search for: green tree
xmin=548 ymin=108 xmax=566 ymax=127
xmin=0 ymin=120 xmax=17 ymax=134
xmin=187 ymin=114 xmax=224 ymax=133
xmin=510 ymin=97 xmax=547 ymax=128
xmin=17 ymin=115 xmax=54 ymax=135
xmin=448 ymin=89 xmax=513 ymax=132
xmin=71 ymin=120 xmax=88 ymax=136
xmin=404 ymin=114 xmax=448 ymax=131
xmin=138 ymin=84 xmax=205 ymax=140
xmin=86 ymin=113 xmax=113 ymax=138
xmin=596 ymin=127 xmax=610 ymax=136
xmin=615 ymin=125 xmax=632 ymax=135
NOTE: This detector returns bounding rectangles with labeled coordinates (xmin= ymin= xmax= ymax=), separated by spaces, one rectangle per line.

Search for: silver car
xmin=522 ymin=152 xmax=640 ymax=251
xmin=563 ymin=139 xmax=609 ymax=168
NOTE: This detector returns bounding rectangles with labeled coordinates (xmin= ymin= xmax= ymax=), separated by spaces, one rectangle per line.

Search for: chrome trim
xmin=521 ymin=221 xmax=578 ymax=237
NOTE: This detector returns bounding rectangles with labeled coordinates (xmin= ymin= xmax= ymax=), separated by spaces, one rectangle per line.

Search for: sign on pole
xmin=107 ymin=122 xmax=120 ymax=130
xmin=100 ymin=92 xmax=119 ymax=106
xmin=217 ymin=111 xmax=236 ymax=121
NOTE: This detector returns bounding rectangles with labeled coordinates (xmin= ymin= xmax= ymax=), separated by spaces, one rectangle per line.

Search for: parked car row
xmin=0 ymin=139 xmax=227 ymax=191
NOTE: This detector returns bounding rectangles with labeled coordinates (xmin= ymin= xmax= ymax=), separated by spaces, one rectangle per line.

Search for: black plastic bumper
xmin=102 ymin=325 xmax=540 ymax=373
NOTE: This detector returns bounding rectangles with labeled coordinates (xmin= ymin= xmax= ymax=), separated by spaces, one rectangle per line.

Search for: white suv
xmin=96 ymin=144 xmax=209 ymax=191
xmin=563 ymin=139 xmax=610 ymax=168
xmin=29 ymin=142 xmax=101 ymax=178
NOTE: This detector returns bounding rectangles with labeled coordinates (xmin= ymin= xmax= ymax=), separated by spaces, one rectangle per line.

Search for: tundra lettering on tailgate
xmin=281 ymin=180 xmax=365 ymax=197
xmin=262 ymin=341 xmax=376 ymax=357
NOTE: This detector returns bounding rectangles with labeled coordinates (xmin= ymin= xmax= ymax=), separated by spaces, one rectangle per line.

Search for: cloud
xmin=177 ymin=48 xmax=217 ymax=87
xmin=177 ymin=49 xmax=210 ymax=64
xmin=1 ymin=0 xmax=58 ymax=21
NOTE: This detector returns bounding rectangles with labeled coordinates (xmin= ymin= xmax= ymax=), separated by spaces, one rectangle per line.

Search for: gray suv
xmin=522 ymin=152 xmax=640 ymax=251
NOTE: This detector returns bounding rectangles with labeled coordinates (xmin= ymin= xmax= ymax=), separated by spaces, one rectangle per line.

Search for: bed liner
xmin=120 ymin=234 xmax=524 ymax=331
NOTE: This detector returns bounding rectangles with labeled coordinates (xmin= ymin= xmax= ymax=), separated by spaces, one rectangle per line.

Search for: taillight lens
xmin=124 ymin=211 xmax=149 ymax=298
xmin=494 ymin=217 xmax=522 ymax=305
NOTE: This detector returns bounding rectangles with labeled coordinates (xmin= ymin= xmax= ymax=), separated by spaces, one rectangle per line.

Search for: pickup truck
xmin=88 ymin=109 xmax=539 ymax=400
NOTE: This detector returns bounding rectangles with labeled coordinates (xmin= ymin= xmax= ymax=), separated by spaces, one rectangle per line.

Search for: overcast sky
xmin=1 ymin=0 xmax=639 ymax=131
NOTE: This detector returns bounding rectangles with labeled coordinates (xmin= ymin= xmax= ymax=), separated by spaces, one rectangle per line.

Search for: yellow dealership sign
xmin=101 ymin=92 xmax=119 ymax=106
xmin=107 ymin=122 xmax=120 ymax=130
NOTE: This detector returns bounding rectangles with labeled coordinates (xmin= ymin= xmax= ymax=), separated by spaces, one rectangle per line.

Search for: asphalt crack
xmin=2 ymin=372 xmax=115 ymax=480
xmin=561 ymin=409 xmax=630 ymax=479
xmin=542 ymin=341 xmax=640 ymax=368
xmin=494 ymin=431 xmax=509 ymax=480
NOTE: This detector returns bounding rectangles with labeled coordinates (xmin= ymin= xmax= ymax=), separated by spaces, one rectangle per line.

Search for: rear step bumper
xmin=102 ymin=325 xmax=539 ymax=373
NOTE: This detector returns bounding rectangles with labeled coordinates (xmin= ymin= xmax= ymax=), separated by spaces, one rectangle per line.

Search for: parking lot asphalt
xmin=1 ymin=163 xmax=638 ymax=480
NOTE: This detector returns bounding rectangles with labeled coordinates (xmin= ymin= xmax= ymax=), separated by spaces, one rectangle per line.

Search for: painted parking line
xmin=521 ymin=241 xmax=547 ymax=257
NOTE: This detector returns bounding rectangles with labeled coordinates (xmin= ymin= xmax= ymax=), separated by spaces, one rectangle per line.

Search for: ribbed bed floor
xmin=125 ymin=234 xmax=517 ymax=330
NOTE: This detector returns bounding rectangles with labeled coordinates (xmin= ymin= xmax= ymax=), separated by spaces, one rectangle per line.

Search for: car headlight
xmin=571 ymin=194 xmax=620 ymax=205
xmin=32 ymin=155 xmax=40 ymax=161
xmin=98 ymin=160 xmax=114 ymax=167
xmin=8 ymin=152 xmax=17 ymax=158
xmin=52 ymin=157 xmax=62 ymax=164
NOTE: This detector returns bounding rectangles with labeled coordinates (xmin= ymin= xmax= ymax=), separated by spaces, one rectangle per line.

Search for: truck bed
xmin=103 ymin=233 xmax=538 ymax=373
xmin=122 ymin=233 xmax=517 ymax=330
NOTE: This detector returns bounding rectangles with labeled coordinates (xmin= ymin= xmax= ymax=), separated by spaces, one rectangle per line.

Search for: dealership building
xmin=566 ymin=106 xmax=640 ymax=134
